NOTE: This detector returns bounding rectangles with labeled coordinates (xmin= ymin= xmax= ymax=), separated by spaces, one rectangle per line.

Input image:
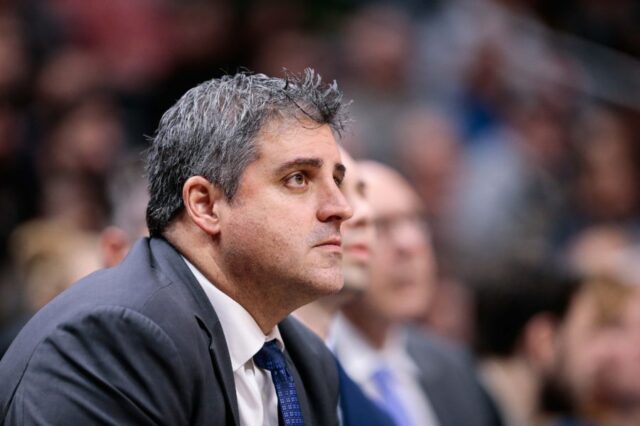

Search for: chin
xmin=343 ymin=266 xmax=369 ymax=291
xmin=308 ymin=269 xmax=344 ymax=296
xmin=342 ymin=284 xmax=366 ymax=295
xmin=326 ymin=278 xmax=345 ymax=295
xmin=392 ymin=301 xmax=427 ymax=321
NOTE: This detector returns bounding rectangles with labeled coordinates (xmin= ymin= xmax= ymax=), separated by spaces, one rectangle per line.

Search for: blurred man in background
xmin=562 ymin=230 xmax=640 ymax=426
xmin=472 ymin=264 xmax=584 ymax=426
xmin=558 ymin=274 xmax=640 ymax=426
xmin=295 ymin=147 xmax=394 ymax=426
xmin=295 ymin=147 xmax=375 ymax=340
xmin=333 ymin=161 xmax=498 ymax=426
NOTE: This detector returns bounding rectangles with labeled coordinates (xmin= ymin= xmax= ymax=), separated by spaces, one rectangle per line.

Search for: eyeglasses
xmin=373 ymin=212 xmax=430 ymax=239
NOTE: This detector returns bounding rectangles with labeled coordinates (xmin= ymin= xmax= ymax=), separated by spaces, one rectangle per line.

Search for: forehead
xmin=361 ymin=165 xmax=421 ymax=216
xmin=255 ymin=118 xmax=340 ymax=163
xmin=339 ymin=148 xmax=360 ymax=184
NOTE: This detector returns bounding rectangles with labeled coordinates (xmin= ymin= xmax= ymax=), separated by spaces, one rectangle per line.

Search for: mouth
xmin=314 ymin=236 xmax=342 ymax=252
xmin=343 ymin=243 xmax=370 ymax=261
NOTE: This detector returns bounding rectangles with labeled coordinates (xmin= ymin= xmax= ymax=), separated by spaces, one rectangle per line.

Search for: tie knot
xmin=253 ymin=340 xmax=286 ymax=372
xmin=372 ymin=366 xmax=393 ymax=385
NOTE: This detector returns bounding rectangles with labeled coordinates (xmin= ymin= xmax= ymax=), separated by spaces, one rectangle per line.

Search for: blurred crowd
xmin=1 ymin=0 xmax=639 ymax=425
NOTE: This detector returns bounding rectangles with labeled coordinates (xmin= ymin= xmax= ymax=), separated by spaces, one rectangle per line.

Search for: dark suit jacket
xmin=336 ymin=359 xmax=396 ymax=426
xmin=0 ymin=238 xmax=340 ymax=425
xmin=406 ymin=327 xmax=501 ymax=426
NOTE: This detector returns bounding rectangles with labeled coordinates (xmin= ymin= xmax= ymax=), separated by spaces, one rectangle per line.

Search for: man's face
xmin=561 ymin=288 xmax=618 ymax=409
xmin=339 ymin=149 xmax=375 ymax=293
xmin=357 ymin=163 xmax=436 ymax=322
xmin=554 ymin=285 xmax=640 ymax=411
xmin=218 ymin=119 xmax=353 ymax=309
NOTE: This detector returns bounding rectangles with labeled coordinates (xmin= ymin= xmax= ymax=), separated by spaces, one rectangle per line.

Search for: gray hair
xmin=145 ymin=69 xmax=349 ymax=236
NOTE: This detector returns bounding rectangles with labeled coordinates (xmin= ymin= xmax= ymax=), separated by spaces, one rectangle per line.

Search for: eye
xmin=284 ymin=172 xmax=308 ymax=189
xmin=334 ymin=174 xmax=344 ymax=188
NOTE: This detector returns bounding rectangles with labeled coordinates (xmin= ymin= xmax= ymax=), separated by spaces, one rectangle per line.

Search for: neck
xmin=196 ymin=254 xmax=293 ymax=334
xmin=166 ymin=226 xmax=297 ymax=334
xmin=341 ymin=300 xmax=392 ymax=349
xmin=294 ymin=287 xmax=365 ymax=339
xmin=479 ymin=356 xmax=541 ymax=426
xmin=294 ymin=299 xmax=336 ymax=340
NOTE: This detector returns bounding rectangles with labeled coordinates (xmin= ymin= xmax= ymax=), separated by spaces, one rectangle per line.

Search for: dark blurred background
xmin=1 ymin=0 xmax=640 ymax=424
xmin=1 ymin=0 xmax=640 ymax=395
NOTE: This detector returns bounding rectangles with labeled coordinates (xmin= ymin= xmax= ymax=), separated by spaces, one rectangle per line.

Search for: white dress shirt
xmin=330 ymin=313 xmax=441 ymax=426
xmin=183 ymin=257 xmax=283 ymax=426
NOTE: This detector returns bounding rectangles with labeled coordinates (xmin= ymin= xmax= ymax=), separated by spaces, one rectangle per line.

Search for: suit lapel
xmin=415 ymin=370 xmax=452 ymax=426
xmin=149 ymin=238 xmax=240 ymax=426
xmin=405 ymin=331 xmax=453 ymax=426
xmin=196 ymin=315 xmax=240 ymax=426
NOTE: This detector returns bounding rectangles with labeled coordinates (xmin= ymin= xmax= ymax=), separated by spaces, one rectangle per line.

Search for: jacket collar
xmin=146 ymin=237 xmax=240 ymax=426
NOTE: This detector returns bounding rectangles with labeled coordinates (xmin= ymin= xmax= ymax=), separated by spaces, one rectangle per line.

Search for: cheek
xmin=225 ymin=201 xmax=314 ymax=266
xmin=247 ymin=194 xmax=316 ymax=241
xmin=370 ymin=245 xmax=394 ymax=272
xmin=224 ymin=209 xmax=279 ymax=254
xmin=567 ymin=335 xmax=614 ymax=390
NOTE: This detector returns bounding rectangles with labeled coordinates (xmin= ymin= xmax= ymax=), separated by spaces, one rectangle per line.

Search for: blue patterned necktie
xmin=372 ymin=366 xmax=413 ymax=426
xmin=253 ymin=340 xmax=305 ymax=426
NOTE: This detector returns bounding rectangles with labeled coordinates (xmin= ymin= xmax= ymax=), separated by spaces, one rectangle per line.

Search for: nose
xmin=344 ymin=193 xmax=374 ymax=230
xmin=393 ymin=220 xmax=428 ymax=256
xmin=317 ymin=182 xmax=353 ymax=224
xmin=379 ymin=214 xmax=429 ymax=256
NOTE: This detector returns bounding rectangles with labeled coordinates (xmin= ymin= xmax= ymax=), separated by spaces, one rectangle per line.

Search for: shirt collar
xmin=331 ymin=313 xmax=419 ymax=380
xmin=331 ymin=312 xmax=382 ymax=382
xmin=182 ymin=256 xmax=284 ymax=371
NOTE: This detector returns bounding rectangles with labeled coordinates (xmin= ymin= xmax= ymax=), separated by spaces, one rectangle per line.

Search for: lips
xmin=344 ymin=241 xmax=370 ymax=259
xmin=314 ymin=236 xmax=342 ymax=248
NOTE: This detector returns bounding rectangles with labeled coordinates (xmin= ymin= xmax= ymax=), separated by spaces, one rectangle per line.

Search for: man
xmin=295 ymin=148 xmax=394 ymax=426
xmin=552 ymin=276 xmax=640 ymax=425
xmin=332 ymin=161 xmax=498 ymax=426
xmin=472 ymin=263 xmax=583 ymax=426
xmin=0 ymin=70 xmax=352 ymax=425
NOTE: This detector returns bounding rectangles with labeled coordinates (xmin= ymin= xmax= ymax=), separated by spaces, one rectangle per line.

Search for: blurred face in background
xmin=553 ymin=278 xmax=640 ymax=417
xmin=339 ymin=148 xmax=375 ymax=293
xmin=356 ymin=162 xmax=435 ymax=322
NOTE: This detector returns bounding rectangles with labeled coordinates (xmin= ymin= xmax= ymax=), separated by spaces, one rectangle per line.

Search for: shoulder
xmin=25 ymin=305 xmax=188 ymax=377
xmin=405 ymin=325 xmax=474 ymax=371
xmin=1 ymin=305 xmax=194 ymax=424
xmin=405 ymin=325 xmax=483 ymax=391
xmin=0 ymin=239 xmax=206 ymax=420
xmin=5 ymin=237 xmax=198 ymax=358
xmin=405 ymin=326 xmax=502 ymax=426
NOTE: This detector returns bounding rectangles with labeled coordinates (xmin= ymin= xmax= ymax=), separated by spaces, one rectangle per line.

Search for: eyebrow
xmin=275 ymin=158 xmax=346 ymax=178
xmin=275 ymin=158 xmax=324 ymax=176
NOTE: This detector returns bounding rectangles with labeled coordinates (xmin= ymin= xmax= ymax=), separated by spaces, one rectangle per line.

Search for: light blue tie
xmin=372 ymin=366 xmax=413 ymax=426
xmin=254 ymin=340 xmax=305 ymax=426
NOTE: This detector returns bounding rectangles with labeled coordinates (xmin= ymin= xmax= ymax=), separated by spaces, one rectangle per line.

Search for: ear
xmin=182 ymin=176 xmax=224 ymax=236
xmin=523 ymin=313 xmax=559 ymax=373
